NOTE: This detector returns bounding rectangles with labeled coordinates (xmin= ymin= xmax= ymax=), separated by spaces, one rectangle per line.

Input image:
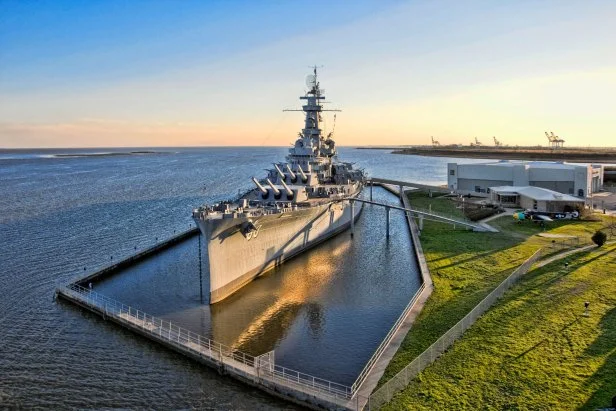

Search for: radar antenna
xmin=305 ymin=74 xmax=316 ymax=88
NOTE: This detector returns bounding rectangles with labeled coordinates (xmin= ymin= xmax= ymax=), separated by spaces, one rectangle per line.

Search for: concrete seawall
xmin=56 ymin=284 xmax=356 ymax=410
xmin=56 ymin=226 xmax=360 ymax=410
xmin=400 ymin=189 xmax=434 ymax=289
xmin=352 ymin=184 xmax=434 ymax=409
xmin=376 ymin=183 xmax=433 ymax=287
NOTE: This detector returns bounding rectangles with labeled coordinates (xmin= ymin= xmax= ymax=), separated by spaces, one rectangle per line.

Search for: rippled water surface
xmin=0 ymin=147 xmax=475 ymax=409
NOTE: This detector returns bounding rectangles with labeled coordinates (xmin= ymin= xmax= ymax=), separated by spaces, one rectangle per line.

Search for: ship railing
xmin=61 ymin=283 xmax=353 ymax=401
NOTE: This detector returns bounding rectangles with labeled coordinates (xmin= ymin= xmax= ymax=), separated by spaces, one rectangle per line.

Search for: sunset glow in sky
xmin=1 ymin=1 xmax=615 ymax=148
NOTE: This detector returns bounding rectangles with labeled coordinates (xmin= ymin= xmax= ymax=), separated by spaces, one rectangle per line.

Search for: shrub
xmin=591 ymin=230 xmax=607 ymax=247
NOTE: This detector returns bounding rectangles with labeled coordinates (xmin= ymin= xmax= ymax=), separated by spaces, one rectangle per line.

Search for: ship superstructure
xmin=193 ymin=68 xmax=364 ymax=303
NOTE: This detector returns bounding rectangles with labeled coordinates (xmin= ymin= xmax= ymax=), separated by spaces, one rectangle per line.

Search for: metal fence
xmin=61 ymin=283 xmax=352 ymax=402
xmin=368 ymin=247 xmax=544 ymax=409
xmin=547 ymin=236 xmax=581 ymax=249
xmin=351 ymin=283 xmax=426 ymax=394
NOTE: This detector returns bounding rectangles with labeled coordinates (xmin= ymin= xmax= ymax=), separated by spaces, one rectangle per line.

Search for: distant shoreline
xmin=356 ymin=147 xmax=616 ymax=164
xmin=52 ymin=151 xmax=166 ymax=158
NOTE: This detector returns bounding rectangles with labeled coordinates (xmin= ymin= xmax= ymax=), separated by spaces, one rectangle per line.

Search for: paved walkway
xmin=537 ymin=233 xmax=576 ymax=239
xmin=534 ymin=245 xmax=596 ymax=269
xmin=534 ymin=241 xmax=614 ymax=269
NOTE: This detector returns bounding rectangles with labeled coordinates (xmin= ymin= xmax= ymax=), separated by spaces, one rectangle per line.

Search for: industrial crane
xmin=493 ymin=136 xmax=502 ymax=147
xmin=470 ymin=137 xmax=482 ymax=147
xmin=431 ymin=136 xmax=440 ymax=147
xmin=545 ymin=131 xmax=565 ymax=149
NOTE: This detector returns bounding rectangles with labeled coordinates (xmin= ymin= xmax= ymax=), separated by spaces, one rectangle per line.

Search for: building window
xmin=449 ymin=169 xmax=455 ymax=176
xmin=578 ymin=189 xmax=584 ymax=197
xmin=533 ymin=200 xmax=538 ymax=210
xmin=475 ymin=186 xmax=481 ymax=193
xmin=487 ymin=188 xmax=491 ymax=194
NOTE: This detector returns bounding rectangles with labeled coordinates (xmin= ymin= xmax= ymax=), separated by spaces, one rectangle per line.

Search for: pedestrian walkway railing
xmin=351 ymin=283 xmax=426 ymax=394
xmin=368 ymin=247 xmax=544 ymax=409
xmin=60 ymin=283 xmax=353 ymax=401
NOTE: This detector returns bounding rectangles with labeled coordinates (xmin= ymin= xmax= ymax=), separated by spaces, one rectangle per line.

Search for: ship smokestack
xmin=285 ymin=164 xmax=297 ymax=183
xmin=297 ymin=165 xmax=308 ymax=183
xmin=266 ymin=178 xmax=282 ymax=199
xmin=252 ymin=177 xmax=268 ymax=198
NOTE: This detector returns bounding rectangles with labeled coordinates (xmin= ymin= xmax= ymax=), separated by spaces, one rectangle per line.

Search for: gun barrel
xmin=297 ymin=164 xmax=308 ymax=180
xmin=274 ymin=164 xmax=286 ymax=180
xmin=279 ymin=178 xmax=293 ymax=197
xmin=251 ymin=177 xmax=268 ymax=195
xmin=285 ymin=164 xmax=296 ymax=179
xmin=266 ymin=178 xmax=281 ymax=196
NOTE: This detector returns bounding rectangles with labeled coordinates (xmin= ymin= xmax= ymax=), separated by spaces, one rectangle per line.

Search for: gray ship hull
xmin=197 ymin=198 xmax=362 ymax=304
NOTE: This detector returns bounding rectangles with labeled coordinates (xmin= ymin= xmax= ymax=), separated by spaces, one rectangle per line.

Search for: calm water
xmin=0 ymin=147 xmax=478 ymax=409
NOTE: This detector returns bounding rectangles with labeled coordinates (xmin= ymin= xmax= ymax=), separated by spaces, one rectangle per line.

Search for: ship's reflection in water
xmin=211 ymin=236 xmax=349 ymax=354
xmin=95 ymin=187 xmax=421 ymax=385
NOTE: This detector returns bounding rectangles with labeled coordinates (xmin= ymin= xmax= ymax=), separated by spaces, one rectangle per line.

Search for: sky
xmin=1 ymin=0 xmax=615 ymax=148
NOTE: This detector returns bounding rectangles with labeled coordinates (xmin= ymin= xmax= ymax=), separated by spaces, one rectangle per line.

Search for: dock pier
xmin=73 ymin=227 xmax=199 ymax=286
xmin=56 ymin=227 xmax=361 ymax=410
xmin=55 ymin=180 xmax=459 ymax=410
xmin=56 ymin=283 xmax=358 ymax=410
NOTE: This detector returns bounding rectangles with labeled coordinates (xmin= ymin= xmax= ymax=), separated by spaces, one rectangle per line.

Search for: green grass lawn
xmin=384 ymin=243 xmax=616 ymax=410
xmin=378 ymin=191 xmax=614 ymax=409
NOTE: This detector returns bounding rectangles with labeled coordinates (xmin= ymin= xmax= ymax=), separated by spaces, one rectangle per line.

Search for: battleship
xmin=193 ymin=69 xmax=365 ymax=304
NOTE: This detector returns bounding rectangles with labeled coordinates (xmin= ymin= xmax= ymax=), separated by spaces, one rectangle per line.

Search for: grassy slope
xmin=385 ymin=243 xmax=616 ymax=410
xmin=379 ymin=192 xmax=614 ymax=409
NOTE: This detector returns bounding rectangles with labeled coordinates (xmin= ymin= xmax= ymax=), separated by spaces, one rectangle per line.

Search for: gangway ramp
xmin=368 ymin=177 xmax=450 ymax=193
xmin=365 ymin=179 xmax=498 ymax=232
xmin=352 ymin=198 xmax=495 ymax=232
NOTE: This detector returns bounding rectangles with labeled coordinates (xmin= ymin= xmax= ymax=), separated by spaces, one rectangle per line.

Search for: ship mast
xmin=284 ymin=67 xmax=340 ymax=162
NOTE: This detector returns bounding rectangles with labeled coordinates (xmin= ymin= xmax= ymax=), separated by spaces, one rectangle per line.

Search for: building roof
xmin=490 ymin=185 xmax=585 ymax=202
xmin=474 ymin=160 xmax=581 ymax=170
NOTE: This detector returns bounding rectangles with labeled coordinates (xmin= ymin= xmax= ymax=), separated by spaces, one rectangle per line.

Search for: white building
xmin=489 ymin=186 xmax=586 ymax=213
xmin=447 ymin=161 xmax=603 ymax=198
